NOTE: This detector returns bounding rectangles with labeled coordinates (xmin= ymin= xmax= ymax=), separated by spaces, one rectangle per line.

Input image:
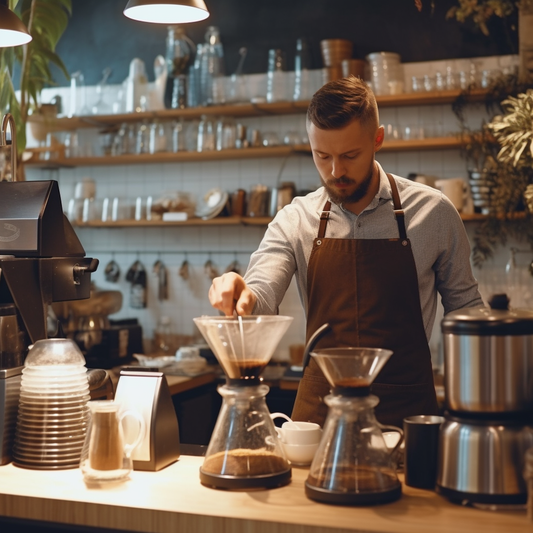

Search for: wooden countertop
xmin=0 ymin=456 xmax=530 ymax=533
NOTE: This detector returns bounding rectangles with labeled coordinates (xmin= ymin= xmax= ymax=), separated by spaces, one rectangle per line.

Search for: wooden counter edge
xmin=0 ymin=457 xmax=530 ymax=533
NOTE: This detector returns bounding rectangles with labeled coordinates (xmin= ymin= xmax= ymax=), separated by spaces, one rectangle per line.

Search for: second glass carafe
xmin=306 ymin=393 xmax=403 ymax=504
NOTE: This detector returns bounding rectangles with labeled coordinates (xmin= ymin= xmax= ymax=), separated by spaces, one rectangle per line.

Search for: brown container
xmin=341 ymin=59 xmax=367 ymax=80
xmin=320 ymin=39 xmax=353 ymax=67
xmin=322 ymin=66 xmax=344 ymax=85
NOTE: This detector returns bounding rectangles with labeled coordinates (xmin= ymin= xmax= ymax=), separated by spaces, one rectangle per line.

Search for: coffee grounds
xmin=307 ymin=465 xmax=399 ymax=492
xmin=202 ymin=448 xmax=289 ymax=476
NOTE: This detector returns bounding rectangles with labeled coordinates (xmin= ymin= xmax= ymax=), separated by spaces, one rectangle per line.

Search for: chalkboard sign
xmin=52 ymin=0 xmax=518 ymax=87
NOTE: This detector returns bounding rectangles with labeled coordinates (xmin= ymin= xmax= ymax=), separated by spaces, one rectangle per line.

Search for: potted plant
xmin=0 ymin=0 xmax=71 ymax=177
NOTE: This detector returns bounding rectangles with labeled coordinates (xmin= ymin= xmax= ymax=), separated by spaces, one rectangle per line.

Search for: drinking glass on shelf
xmin=411 ymin=76 xmax=424 ymax=93
xmin=149 ymin=121 xmax=167 ymax=154
xmin=423 ymin=75 xmax=435 ymax=92
xmin=445 ymin=65 xmax=456 ymax=90
xmin=136 ymin=122 xmax=149 ymax=154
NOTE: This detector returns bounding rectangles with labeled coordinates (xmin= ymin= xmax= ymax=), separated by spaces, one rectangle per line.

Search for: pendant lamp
xmin=0 ymin=0 xmax=32 ymax=47
xmin=123 ymin=0 xmax=209 ymax=24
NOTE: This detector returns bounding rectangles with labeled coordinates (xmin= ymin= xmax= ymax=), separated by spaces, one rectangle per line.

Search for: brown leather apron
xmin=291 ymin=173 xmax=438 ymax=429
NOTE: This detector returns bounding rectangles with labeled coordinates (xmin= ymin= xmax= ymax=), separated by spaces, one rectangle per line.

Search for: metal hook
xmin=1 ymin=114 xmax=17 ymax=182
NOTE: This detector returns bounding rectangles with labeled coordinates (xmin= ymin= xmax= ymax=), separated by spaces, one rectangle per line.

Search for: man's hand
xmin=208 ymin=272 xmax=257 ymax=317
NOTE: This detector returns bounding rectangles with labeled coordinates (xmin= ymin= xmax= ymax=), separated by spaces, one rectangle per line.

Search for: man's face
xmin=307 ymin=118 xmax=384 ymax=211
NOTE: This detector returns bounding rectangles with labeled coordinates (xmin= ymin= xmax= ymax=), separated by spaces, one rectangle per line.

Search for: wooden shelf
xmin=375 ymin=88 xmax=488 ymax=107
xmin=73 ymin=216 xmax=273 ymax=228
xmin=73 ymin=213 xmax=484 ymax=228
xmin=381 ymin=136 xmax=461 ymax=152
xmin=25 ymin=145 xmax=308 ymax=168
xmin=27 ymin=89 xmax=488 ymax=131
xmin=25 ymin=137 xmax=463 ymax=168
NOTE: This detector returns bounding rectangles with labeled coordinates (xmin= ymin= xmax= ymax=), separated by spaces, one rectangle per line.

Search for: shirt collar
xmin=315 ymin=161 xmax=393 ymax=215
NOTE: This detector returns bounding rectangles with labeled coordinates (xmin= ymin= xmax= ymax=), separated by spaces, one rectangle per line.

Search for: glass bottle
xmin=197 ymin=114 xmax=215 ymax=152
xmin=200 ymin=26 xmax=225 ymax=106
xmin=293 ymin=38 xmax=310 ymax=101
xmin=164 ymin=26 xmax=194 ymax=109
xmin=266 ymin=49 xmax=287 ymax=103
xmin=149 ymin=121 xmax=167 ymax=154
xmin=172 ymin=119 xmax=186 ymax=152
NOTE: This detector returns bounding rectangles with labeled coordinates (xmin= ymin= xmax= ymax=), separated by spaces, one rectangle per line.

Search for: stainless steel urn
xmin=436 ymin=294 xmax=533 ymax=506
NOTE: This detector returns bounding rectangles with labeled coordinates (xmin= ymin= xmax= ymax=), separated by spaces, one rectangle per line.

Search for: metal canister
xmin=441 ymin=294 xmax=533 ymax=414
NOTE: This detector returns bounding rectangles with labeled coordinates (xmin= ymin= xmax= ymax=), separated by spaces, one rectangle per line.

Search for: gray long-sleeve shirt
xmin=244 ymin=162 xmax=483 ymax=341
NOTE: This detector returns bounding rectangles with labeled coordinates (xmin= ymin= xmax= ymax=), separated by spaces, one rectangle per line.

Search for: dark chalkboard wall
xmin=52 ymin=0 xmax=517 ymax=87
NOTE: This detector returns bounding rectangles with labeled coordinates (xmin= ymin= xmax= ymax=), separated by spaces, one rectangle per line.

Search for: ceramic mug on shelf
xmin=435 ymin=178 xmax=471 ymax=213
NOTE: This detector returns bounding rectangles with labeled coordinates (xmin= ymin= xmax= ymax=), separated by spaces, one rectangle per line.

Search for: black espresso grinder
xmin=0 ymin=113 xmax=99 ymax=464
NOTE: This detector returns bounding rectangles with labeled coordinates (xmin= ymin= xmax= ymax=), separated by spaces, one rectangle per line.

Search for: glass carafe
xmin=200 ymin=382 xmax=290 ymax=489
xmin=304 ymin=347 xmax=404 ymax=505
xmin=306 ymin=393 xmax=403 ymax=504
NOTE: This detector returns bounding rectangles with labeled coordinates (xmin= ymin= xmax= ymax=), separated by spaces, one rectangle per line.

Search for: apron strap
xmin=386 ymin=173 xmax=408 ymax=242
xmin=318 ymin=201 xmax=331 ymax=239
xmin=318 ymin=174 xmax=408 ymax=241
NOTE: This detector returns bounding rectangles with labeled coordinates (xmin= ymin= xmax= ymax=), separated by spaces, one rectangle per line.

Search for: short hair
xmin=307 ymin=75 xmax=379 ymax=132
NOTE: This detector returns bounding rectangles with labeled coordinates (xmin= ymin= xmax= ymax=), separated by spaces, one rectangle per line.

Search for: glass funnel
xmin=305 ymin=347 xmax=404 ymax=505
xmin=193 ymin=315 xmax=293 ymax=489
xmin=310 ymin=347 xmax=392 ymax=390
xmin=193 ymin=315 xmax=293 ymax=382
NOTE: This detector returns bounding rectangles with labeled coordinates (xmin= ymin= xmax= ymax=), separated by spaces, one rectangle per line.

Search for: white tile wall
xmin=25 ymin=54 xmax=532 ymax=362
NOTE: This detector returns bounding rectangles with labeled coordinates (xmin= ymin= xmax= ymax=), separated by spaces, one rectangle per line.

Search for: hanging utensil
xmin=179 ymin=258 xmax=190 ymax=281
xmin=301 ymin=323 xmax=332 ymax=370
xmin=126 ymin=260 xmax=147 ymax=309
xmin=104 ymin=259 xmax=121 ymax=283
xmin=225 ymin=258 xmax=241 ymax=275
xmin=153 ymin=259 xmax=169 ymax=301
xmin=204 ymin=258 xmax=219 ymax=280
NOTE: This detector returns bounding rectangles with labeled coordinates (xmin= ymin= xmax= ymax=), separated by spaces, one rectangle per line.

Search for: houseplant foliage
xmin=0 ymin=0 xmax=71 ymax=159
xmin=415 ymin=0 xmax=523 ymax=35
xmin=456 ymin=78 xmax=533 ymax=266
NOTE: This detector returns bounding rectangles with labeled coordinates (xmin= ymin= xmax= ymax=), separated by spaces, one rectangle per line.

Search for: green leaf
xmin=0 ymin=0 xmax=72 ymax=154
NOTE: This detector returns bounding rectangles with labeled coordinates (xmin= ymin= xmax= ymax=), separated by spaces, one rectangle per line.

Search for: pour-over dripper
xmin=311 ymin=347 xmax=393 ymax=391
xmin=193 ymin=315 xmax=293 ymax=382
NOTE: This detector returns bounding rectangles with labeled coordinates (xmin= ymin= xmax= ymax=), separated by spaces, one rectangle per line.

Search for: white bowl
xmin=281 ymin=441 xmax=319 ymax=465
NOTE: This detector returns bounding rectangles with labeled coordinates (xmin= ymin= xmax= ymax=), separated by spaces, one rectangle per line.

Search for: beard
xmin=322 ymin=163 xmax=375 ymax=206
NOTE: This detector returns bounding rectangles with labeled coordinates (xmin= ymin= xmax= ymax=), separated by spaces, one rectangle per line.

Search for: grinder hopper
xmin=0 ymin=113 xmax=98 ymax=347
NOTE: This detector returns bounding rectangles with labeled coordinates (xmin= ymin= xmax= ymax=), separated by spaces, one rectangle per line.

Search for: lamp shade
xmin=0 ymin=3 xmax=32 ymax=47
xmin=123 ymin=0 xmax=209 ymax=24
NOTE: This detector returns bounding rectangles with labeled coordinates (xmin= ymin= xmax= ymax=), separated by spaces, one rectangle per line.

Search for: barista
xmin=208 ymin=76 xmax=483 ymax=428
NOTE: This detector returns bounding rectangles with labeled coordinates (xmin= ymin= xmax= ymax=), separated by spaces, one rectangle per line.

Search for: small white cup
xmin=277 ymin=421 xmax=322 ymax=446
xmin=281 ymin=442 xmax=319 ymax=465
xmin=270 ymin=413 xmax=322 ymax=465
